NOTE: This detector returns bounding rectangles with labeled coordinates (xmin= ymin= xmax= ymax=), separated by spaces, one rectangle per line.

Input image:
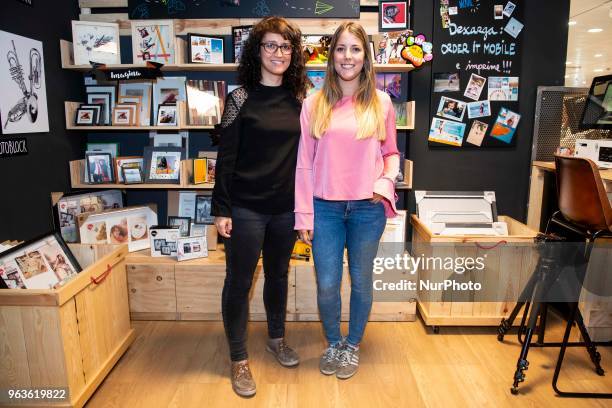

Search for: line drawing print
xmin=4 ymin=40 xmax=41 ymax=129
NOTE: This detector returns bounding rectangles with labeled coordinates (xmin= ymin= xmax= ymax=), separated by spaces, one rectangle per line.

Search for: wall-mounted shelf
xmin=69 ymin=159 xmax=214 ymax=190
xmin=59 ymin=39 xmax=415 ymax=73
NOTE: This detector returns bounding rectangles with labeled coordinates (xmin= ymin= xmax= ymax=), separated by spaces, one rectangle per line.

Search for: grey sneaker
xmin=319 ymin=342 xmax=342 ymax=375
xmin=231 ymin=360 xmax=256 ymax=397
xmin=266 ymin=338 xmax=300 ymax=367
xmin=336 ymin=344 xmax=359 ymax=379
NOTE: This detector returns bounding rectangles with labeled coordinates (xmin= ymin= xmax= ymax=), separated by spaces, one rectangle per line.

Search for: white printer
xmin=574 ymin=139 xmax=612 ymax=169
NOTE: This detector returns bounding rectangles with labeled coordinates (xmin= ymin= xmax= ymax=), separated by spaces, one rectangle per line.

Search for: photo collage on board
xmin=430 ymin=0 xmax=522 ymax=148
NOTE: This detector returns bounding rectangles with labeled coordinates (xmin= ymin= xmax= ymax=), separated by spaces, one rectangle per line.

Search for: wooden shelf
xmin=65 ymin=101 xmax=215 ymax=131
xmin=69 ymin=159 xmax=214 ymax=190
xmin=60 ymin=40 xmax=414 ymax=73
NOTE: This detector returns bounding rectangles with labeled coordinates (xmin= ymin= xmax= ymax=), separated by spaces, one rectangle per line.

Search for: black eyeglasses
xmin=260 ymin=42 xmax=293 ymax=55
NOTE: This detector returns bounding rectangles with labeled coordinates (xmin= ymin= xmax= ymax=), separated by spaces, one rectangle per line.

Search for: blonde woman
xmin=295 ymin=22 xmax=399 ymax=379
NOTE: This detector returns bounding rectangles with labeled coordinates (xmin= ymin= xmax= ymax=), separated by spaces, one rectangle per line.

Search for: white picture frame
xmin=71 ymin=20 xmax=121 ymax=66
xmin=130 ymin=19 xmax=176 ymax=65
xmin=152 ymin=76 xmax=186 ymax=123
xmin=0 ymin=30 xmax=49 ymax=134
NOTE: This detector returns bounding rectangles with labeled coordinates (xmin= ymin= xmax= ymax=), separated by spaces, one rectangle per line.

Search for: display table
xmin=125 ymin=246 xmax=416 ymax=322
xmin=527 ymin=161 xmax=612 ymax=231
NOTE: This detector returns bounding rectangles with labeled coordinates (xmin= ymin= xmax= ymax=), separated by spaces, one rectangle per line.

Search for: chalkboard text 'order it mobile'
xmin=440 ymin=23 xmax=516 ymax=56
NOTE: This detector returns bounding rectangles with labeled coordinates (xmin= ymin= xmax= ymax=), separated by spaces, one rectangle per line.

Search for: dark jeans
xmin=221 ymin=206 xmax=296 ymax=361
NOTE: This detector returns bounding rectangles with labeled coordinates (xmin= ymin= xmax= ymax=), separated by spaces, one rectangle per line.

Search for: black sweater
xmin=211 ymin=84 xmax=302 ymax=217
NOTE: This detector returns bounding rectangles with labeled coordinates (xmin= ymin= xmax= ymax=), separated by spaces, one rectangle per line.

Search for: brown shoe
xmin=266 ymin=338 xmax=300 ymax=367
xmin=231 ymin=360 xmax=256 ymax=397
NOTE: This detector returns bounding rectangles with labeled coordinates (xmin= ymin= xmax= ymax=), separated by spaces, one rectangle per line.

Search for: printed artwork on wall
xmin=0 ymin=30 xmax=48 ymax=134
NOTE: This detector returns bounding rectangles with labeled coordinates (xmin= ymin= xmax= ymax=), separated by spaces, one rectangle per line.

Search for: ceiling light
xmin=568 ymin=20 xmax=577 ymax=26
xmin=594 ymin=68 xmax=604 ymax=72
xmin=566 ymin=61 xmax=572 ymax=65
xmin=595 ymin=54 xmax=603 ymax=58
xmin=564 ymin=74 xmax=569 ymax=78
xmin=582 ymin=80 xmax=587 ymax=84
xmin=587 ymin=28 xmax=603 ymax=33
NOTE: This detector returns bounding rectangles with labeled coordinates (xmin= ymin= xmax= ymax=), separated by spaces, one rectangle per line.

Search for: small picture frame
xmin=168 ymin=216 xmax=191 ymax=237
xmin=143 ymin=146 xmax=185 ymax=184
xmin=193 ymin=158 xmax=207 ymax=184
xmin=75 ymin=107 xmax=98 ymax=125
xmin=86 ymin=152 xmax=115 ymax=184
xmin=188 ymin=33 xmax=224 ymax=64
xmin=379 ymin=1 xmax=409 ymax=32
xmin=156 ymin=104 xmax=178 ymax=126
xmin=71 ymin=21 xmax=121 ymax=66
xmin=86 ymin=92 xmax=112 ymax=125
xmin=115 ymin=156 xmax=144 ymax=182
xmin=78 ymin=104 xmax=103 ymax=125
xmin=195 ymin=195 xmax=214 ymax=224
xmin=121 ymin=163 xmax=144 ymax=184
xmin=112 ymin=106 xmax=134 ymax=126
xmin=130 ymin=19 xmax=176 ymax=65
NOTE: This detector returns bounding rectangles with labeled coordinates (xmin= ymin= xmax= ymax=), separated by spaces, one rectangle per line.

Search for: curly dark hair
xmin=237 ymin=16 xmax=307 ymax=100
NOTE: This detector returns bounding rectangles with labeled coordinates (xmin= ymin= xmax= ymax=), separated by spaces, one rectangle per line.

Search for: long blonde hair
xmin=309 ymin=22 xmax=386 ymax=141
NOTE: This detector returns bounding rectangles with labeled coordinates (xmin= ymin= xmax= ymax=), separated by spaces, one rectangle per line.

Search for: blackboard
xmin=128 ymin=0 xmax=360 ymax=19
xmin=428 ymin=0 xmax=523 ymax=148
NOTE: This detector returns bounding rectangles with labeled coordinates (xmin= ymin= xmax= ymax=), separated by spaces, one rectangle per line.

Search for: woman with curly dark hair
xmin=211 ymin=16 xmax=307 ymax=397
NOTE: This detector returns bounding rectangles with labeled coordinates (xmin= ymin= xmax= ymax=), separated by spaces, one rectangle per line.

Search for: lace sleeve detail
xmin=220 ymin=87 xmax=248 ymax=129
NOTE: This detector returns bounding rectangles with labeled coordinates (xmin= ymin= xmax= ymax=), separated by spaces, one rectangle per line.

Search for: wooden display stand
xmin=125 ymin=247 xmax=416 ymax=322
xmin=411 ymin=215 xmax=539 ymax=327
xmin=0 ymin=244 xmax=135 ymax=408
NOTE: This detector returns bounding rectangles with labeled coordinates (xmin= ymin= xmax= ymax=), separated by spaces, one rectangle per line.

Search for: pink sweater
xmin=294 ymin=89 xmax=400 ymax=231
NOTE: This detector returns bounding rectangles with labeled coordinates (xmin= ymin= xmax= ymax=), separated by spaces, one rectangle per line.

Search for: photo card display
xmin=490 ymin=107 xmax=521 ymax=144
xmin=150 ymin=226 xmax=181 ymax=257
xmin=428 ymin=117 xmax=466 ymax=147
xmin=464 ymin=73 xmax=486 ymax=101
xmin=466 ymin=120 xmax=489 ymax=147
xmin=433 ymin=72 xmax=460 ymax=92
xmin=436 ymin=96 xmax=466 ymax=122
xmin=467 ymin=100 xmax=491 ymax=119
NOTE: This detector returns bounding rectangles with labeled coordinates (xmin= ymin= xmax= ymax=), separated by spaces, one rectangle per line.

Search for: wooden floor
xmin=86 ymin=316 xmax=612 ymax=407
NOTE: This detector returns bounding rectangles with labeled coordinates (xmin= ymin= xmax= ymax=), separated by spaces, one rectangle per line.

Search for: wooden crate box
xmin=0 ymin=244 xmax=135 ymax=408
xmin=411 ymin=215 xmax=538 ymax=327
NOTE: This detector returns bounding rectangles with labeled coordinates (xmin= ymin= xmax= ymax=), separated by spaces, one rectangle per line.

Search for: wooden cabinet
xmin=0 ymin=245 xmax=135 ymax=408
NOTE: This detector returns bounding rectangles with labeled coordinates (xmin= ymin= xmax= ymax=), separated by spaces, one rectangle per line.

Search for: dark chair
xmin=498 ymin=155 xmax=612 ymax=397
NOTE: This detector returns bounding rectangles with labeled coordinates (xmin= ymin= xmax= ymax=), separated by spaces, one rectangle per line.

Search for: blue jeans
xmin=312 ymin=198 xmax=386 ymax=347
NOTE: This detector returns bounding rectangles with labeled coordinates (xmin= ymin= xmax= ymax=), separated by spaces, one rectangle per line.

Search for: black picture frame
xmin=0 ymin=231 xmax=82 ymax=290
xmin=86 ymin=152 xmax=115 ymax=184
xmin=156 ymin=103 xmax=178 ymax=126
xmin=187 ymin=33 xmax=225 ymax=64
xmin=75 ymin=107 xmax=99 ymax=126
xmin=78 ymin=104 xmax=103 ymax=125
xmin=142 ymin=146 xmax=185 ymax=184
xmin=232 ymin=25 xmax=254 ymax=63
xmin=195 ymin=195 xmax=214 ymax=224
xmin=379 ymin=1 xmax=410 ymax=32
xmin=86 ymin=92 xmax=112 ymax=125
xmin=167 ymin=216 xmax=191 ymax=237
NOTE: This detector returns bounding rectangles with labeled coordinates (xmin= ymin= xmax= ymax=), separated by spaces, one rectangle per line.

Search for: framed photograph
xmin=71 ymin=21 xmax=121 ymax=66
xmin=0 ymin=232 xmax=81 ymax=289
xmin=86 ymin=85 xmax=117 ymax=115
xmin=143 ymin=146 xmax=185 ymax=184
xmin=188 ymin=34 xmax=224 ymax=64
xmin=152 ymin=77 xmax=186 ymax=125
xmin=119 ymin=81 xmax=153 ymax=126
xmin=121 ymin=163 xmax=144 ymax=184
xmin=86 ymin=152 xmax=114 ymax=184
xmin=0 ymin=30 xmax=49 ymax=134
xmin=156 ymin=104 xmax=178 ymax=126
xmin=86 ymin=92 xmax=112 ymax=125
xmin=232 ymin=25 xmax=253 ymax=63
xmin=78 ymin=104 xmax=102 ymax=125
xmin=177 ymin=236 xmax=208 ymax=261
xmin=114 ymin=156 xmax=143 ymax=182
xmin=436 ymin=96 xmax=467 ymax=122
xmin=379 ymin=1 xmax=409 ymax=32
xmin=75 ymin=107 xmax=98 ymax=125
xmin=193 ymin=158 xmax=207 ymax=184
xmin=206 ymin=158 xmax=216 ymax=183
xmin=195 ymin=195 xmax=214 ymax=224
xmin=112 ymin=106 xmax=134 ymax=126
xmin=149 ymin=226 xmax=180 ymax=257
xmin=186 ymin=80 xmax=226 ymax=126
xmin=130 ymin=19 xmax=175 ymax=65
xmin=168 ymin=216 xmax=191 ymax=237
